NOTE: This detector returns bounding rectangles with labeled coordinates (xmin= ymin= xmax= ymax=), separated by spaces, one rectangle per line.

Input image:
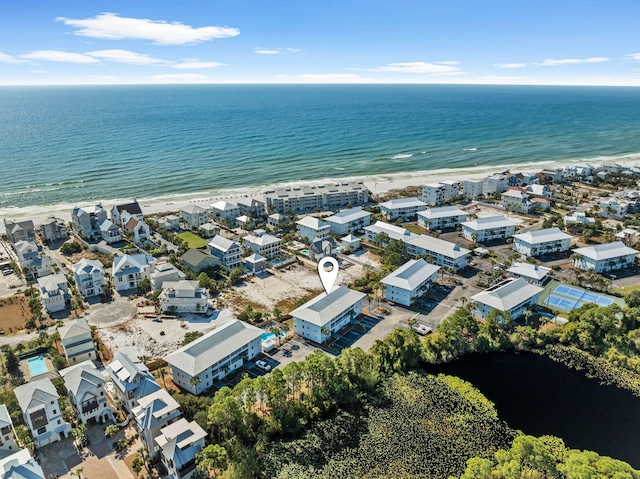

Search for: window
xmin=57 ymin=419 xmax=61 ymax=424
xmin=37 ymin=427 xmax=46 ymax=435
xmin=53 ymin=410 xmax=57 ymax=415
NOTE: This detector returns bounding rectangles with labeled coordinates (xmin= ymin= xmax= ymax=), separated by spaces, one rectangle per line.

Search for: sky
xmin=1 ymin=0 xmax=640 ymax=86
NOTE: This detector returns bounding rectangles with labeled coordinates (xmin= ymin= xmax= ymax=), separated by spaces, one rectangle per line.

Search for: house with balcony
xmin=60 ymin=361 xmax=114 ymax=425
xmin=73 ymin=258 xmax=105 ymax=298
xmin=159 ymin=280 xmax=209 ymax=313
xmin=14 ymin=378 xmax=71 ymax=448
xmin=324 ymin=207 xmax=371 ymax=235
xmin=237 ymin=197 xmax=266 ymax=218
xmin=406 ymin=235 xmax=471 ymax=271
xmin=150 ymin=262 xmax=186 ymax=290
xmin=39 ymin=216 xmax=68 ymax=244
xmin=380 ymin=197 xmax=427 ymax=221
xmin=99 ymin=219 xmax=122 ymax=244
xmin=208 ymin=236 xmax=242 ymax=268
xmin=133 ymin=389 xmax=181 ymax=461
xmin=296 ymin=216 xmax=331 ymax=242
xmin=198 ymin=223 xmax=220 ymax=239
xmin=0 ymin=449 xmax=44 ymax=479
xmin=3 ymin=219 xmax=36 ymax=244
xmin=564 ymin=211 xmax=596 ymax=231
xmin=615 ymin=228 xmax=640 ymax=246
xmin=513 ymin=228 xmax=573 ymax=258
xmin=180 ymin=205 xmax=208 ymax=229
xmin=58 ymin=317 xmax=95 ymax=364
xmin=72 ymin=204 xmax=107 ymax=240
xmin=291 ymin=286 xmax=365 ymax=343
xmin=420 ymin=182 xmax=460 ymax=205
xmin=37 ymin=274 xmax=70 ymax=314
xmin=380 ymin=259 xmax=440 ymax=306
xmin=112 ymin=253 xmax=155 ymax=291
xmin=110 ymin=200 xmax=144 ymax=226
xmin=461 ymin=216 xmax=516 ymax=243
xmin=572 ymin=242 xmax=638 ymax=273
xmin=107 ymin=352 xmax=161 ymax=412
xmin=210 ymin=201 xmax=240 ymax=224
xmin=166 ymin=320 xmax=263 ymax=395
xmin=0 ymin=404 xmax=18 ymax=455
xmin=156 ymin=418 xmax=206 ymax=479
xmin=501 ymin=190 xmax=533 ymax=214
xmin=599 ymin=199 xmax=629 ymax=219
xmin=124 ymin=218 xmax=151 ymax=245
xmin=471 ymin=277 xmax=543 ymax=321
xmin=14 ymin=241 xmax=52 ymax=280
xmin=364 ymin=221 xmax=418 ymax=247
xmin=417 ymin=206 xmax=467 ymax=231
xmin=244 ymin=253 xmax=267 ymax=274
xmin=243 ymin=232 xmax=281 ymax=260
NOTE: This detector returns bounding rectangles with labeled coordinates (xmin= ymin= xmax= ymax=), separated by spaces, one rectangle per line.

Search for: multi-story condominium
xmin=291 ymin=286 xmax=365 ymax=343
xmin=60 ymin=360 xmax=114 ymax=425
xmin=501 ymin=190 xmax=533 ymax=214
xmin=133 ymin=389 xmax=181 ymax=461
xmin=156 ymin=418 xmax=206 ymax=479
xmin=150 ymin=262 xmax=186 ymax=290
xmin=564 ymin=211 xmax=596 ymax=230
xmin=380 ymin=197 xmax=427 ymax=221
xmin=380 ymin=259 xmax=440 ymax=306
xmin=572 ymin=242 xmax=638 ymax=273
xmin=482 ymin=175 xmax=509 ymax=195
xmin=14 ymin=378 xmax=71 ymax=448
xmin=513 ymin=228 xmax=573 ymax=258
xmin=37 ymin=274 xmax=70 ymax=313
xmin=462 ymin=179 xmax=484 ymax=199
xmin=14 ymin=241 xmax=52 ymax=279
xmin=417 ymin=206 xmax=467 ymax=231
xmin=124 ymin=218 xmax=152 ymax=245
xmin=73 ymin=258 xmax=104 ymax=298
xmin=0 ymin=449 xmax=45 ymax=479
xmin=406 ymin=235 xmax=471 ymax=271
xmin=210 ymin=201 xmax=240 ymax=223
xmin=599 ymin=199 xmax=629 ymax=219
xmin=112 ymin=253 xmax=155 ymax=291
xmin=58 ymin=317 xmax=96 ymax=364
xmin=71 ymin=204 xmax=107 ymax=240
xmin=0 ymin=404 xmax=18 ymax=454
xmin=471 ymin=277 xmax=543 ymax=320
xmin=159 ymin=280 xmax=210 ymax=313
xmin=420 ymin=181 xmax=461 ymax=205
xmin=461 ymin=216 xmax=516 ymax=242
xmin=39 ymin=217 xmax=68 ymax=244
xmin=99 ymin=219 xmax=122 ymax=244
xmin=208 ymin=236 xmax=242 ymax=268
xmin=364 ymin=221 xmax=418 ymax=247
xmin=3 ymin=219 xmax=36 ymax=244
xmin=243 ymin=232 xmax=281 ymax=260
xmin=507 ymin=262 xmax=551 ymax=286
xmin=296 ymin=216 xmax=331 ymax=242
xmin=107 ymin=352 xmax=161 ymax=412
xmin=264 ymin=182 xmax=370 ymax=214
xmin=110 ymin=200 xmax=144 ymax=226
xmin=166 ymin=320 xmax=263 ymax=395
xmin=324 ymin=207 xmax=372 ymax=235
xmin=180 ymin=205 xmax=208 ymax=229
xmin=237 ymin=197 xmax=266 ymax=218
xmin=180 ymin=249 xmax=222 ymax=273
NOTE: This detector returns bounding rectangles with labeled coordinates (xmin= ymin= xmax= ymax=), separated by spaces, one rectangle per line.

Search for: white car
xmin=255 ymin=360 xmax=272 ymax=372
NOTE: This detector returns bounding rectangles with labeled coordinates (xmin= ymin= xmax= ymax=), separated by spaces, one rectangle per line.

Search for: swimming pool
xmin=27 ymin=356 xmax=49 ymax=376
xmin=261 ymin=332 xmax=276 ymax=341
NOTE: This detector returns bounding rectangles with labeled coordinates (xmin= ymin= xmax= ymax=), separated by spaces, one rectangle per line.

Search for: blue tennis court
xmin=548 ymin=284 xmax=616 ymax=311
xmin=546 ymin=294 xmax=581 ymax=311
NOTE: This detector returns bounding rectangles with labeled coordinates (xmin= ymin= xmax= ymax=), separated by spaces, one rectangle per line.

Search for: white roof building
xmin=507 ymin=262 xmax=551 ymax=285
xmin=208 ymin=235 xmax=242 ymax=268
xmin=58 ymin=317 xmax=95 ymax=364
xmin=406 ymin=235 xmax=470 ymax=271
xmin=416 ymin=205 xmax=467 ymax=231
xmin=513 ymin=228 xmax=573 ymax=258
xmin=296 ymin=216 xmax=331 ymax=241
xmin=364 ymin=221 xmax=418 ymax=245
xmin=73 ymin=258 xmax=105 ymax=298
xmin=572 ymin=242 xmax=639 ymax=273
xmin=243 ymin=232 xmax=281 ymax=260
xmin=380 ymin=197 xmax=427 ymax=220
xmin=60 ymin=360 xmax=114 ymax=425
xmin=461 ymin=216 xmax=516 ymax=242
xmin=107 ymin=352 xmax=161 ymax=412
xmin=0 ymin=449 xmax=44 ymax=479
xmin=37 ymin=273 xmax=69 ymax=313
xmin=159 ymin=280 xmax=209 ymax=313
xmin=380 ymin=259 xmax=440 ymax=306
xmin=112 ymin=253 xmax=155 ymax=291
xmin=324 ymin=207 xmax=372 ymax=235
xmin=156 ymin=418 xmax=207 ymax=479
xmin=471 ymin=277 xmax=543 ymax=320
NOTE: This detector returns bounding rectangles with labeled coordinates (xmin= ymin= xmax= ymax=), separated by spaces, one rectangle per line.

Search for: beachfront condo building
xmin=380 ymin=197 xmax=427 ymax=221
xmin=264 ymin=181 xmax=370 ymax=214
xmin=513 ymin=228 xmax=573 ymax=258
xmin=462 ymin=179 xmax=484 ymax=199
xmin=461 ymin=216 xmax=516 ymax=243
xmin=380 ymin=259 xmax=440 ymax=306
xmin=501 ymin=190 xmax=533 ymax=214
xmin=72 ymin=204 xmax=107 ymax=240
xmin=482 ymin=175 xmax=509 ymax=195
xmin=237 ymin=197 xmax=266 ymax=218
xmin=417 ymin=206 xmax=467 ymax=231
xmin=471 ymin=277 xmax=543 ymax=321
xmin=324 ymin=207 xmax=372 ymax=235
xmin=572 ymin=242 xmax=639 ymax=273
xmin=406 ymin=235 xmax=471 ymax=271
xmin=420 ymin=181 xmax=460 ymax=206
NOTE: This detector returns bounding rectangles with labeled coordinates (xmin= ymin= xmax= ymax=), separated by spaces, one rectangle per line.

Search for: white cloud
xmin=152 ymin=73 xmax=210 ymax=81
xmin=57 ymin=12 xmax=240 ymax=45
xmin=625 ymin=53 xmax=640 ymax=61
xmin=21 ymin=50 xmax=100 ymax=64
xmin=536 ymin=57 xmax=609 ymax=66
xmin=375 ymin=61 xmax=460 ymax=74
xmin=86 ymin=49 xmax=168 ymax=65
xmin=274 ymin=73 xmax=373 ymax=83
xmin=0 ymin=51 xmax=27 ymax=63
xmin=171 ymin=59 xmax=226 ymax=69
xmin=254 ymin=47 xmax=300 ymax=55
xmin=494 ymin=63 xmax=527 ymax=69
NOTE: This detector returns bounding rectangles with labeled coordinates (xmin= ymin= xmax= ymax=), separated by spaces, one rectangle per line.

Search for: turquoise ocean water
xmin=2 ymin=84 xmax=640 ymax=216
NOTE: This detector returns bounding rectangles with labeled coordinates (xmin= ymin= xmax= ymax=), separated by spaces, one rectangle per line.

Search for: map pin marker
xmin=318 ymin=257 xmax=339 ymax=295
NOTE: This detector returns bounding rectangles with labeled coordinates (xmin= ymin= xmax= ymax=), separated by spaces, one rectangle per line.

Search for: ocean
xmin=2 ymin=84 xmax=640 ymax=218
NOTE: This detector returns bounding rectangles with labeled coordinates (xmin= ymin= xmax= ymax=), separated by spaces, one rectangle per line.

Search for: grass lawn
xmin=177 ymin=231 xmax=208 ymax=249
xmin=613 ymin=284 xmax=640 ymax=295
xmin=404 ymin=224 xmax=428 ymax=234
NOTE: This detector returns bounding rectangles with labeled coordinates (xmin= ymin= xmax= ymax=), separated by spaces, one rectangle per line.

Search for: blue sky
xmin=1 ymin=0 xmax=640 ymax=85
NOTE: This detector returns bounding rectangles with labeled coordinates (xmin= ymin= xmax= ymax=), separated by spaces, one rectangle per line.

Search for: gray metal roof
xmin=380 ymin=197 xmax=427 ymax=209
xmin=507 ymin=262 xmax=551 ymax=280
xmin=208 ymin=235 xmax=239 ymax=253
xmin=513 ymin=228 xmax=572 ymax=245
xmin=417 ymin=206 xmax=467 ymax=220
xmin=58 ymin=317 xmax=91 ymax=342
xmin=73 ymin=258 xmax=103 ymax=275
xmin=380 ymin=259 xmax=440 ymax=290
xmin=471 ymin=277 xmax=543 ymax=312
xmin=296 ymin=216 xmax=330 ymax=229
xmin=325 ymin=207 xmax=371 ymax=225
xmin=461 ymin=215 xmax=516 ymax=231
xmin=364 ymin=221 xmax=418 ymax=242
xmin=60 ymin=360 xmax=103 ymax=399
xmin=573 ymin=241 xmax=639 ymax=261
xmin=290 ymin=286 xmax=365 ymax=327
xmin=406 ymin=235 xmax=470 ymax=258
xmin=14 ymin=378 xmax=58 ymax=412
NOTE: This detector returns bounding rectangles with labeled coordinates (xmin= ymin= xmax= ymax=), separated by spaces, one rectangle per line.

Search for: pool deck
xmin=21 ymin=356 xmax=56 ymax=382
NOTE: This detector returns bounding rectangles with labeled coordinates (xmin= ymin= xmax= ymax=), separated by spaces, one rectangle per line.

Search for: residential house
xmin=180 ymin=205 xmax=208 ymax=229
xmin=107 ymin=352 xmax=161 ymax=412
xmin=502 ymin=189 xmax=533 ymax=214
xmin=364 ymin=221 xmax=418 ymax=246
xmin=37 ymin=274 xmax=70 ymax=313
xmin=99 ymin=219 xmax=122 ymax=244
xmin=124 ymin=218 xmax=151 ymax=245
xmin=623 ymin=190 xmax=640 ymax=214
xmin=615 ymin=228 xmax=640 ymax=246
xmin=380 ymin=259 xmax=440 ymax=306
xmin=507 ymin=262 xmax=551 ymax=286
xmin=243 ymin=232 xmax=281 ymax=260
xmin=210 ymin=201 xmax=240 ymax=224
xmin=72 ymin=204 xmax=107 ymax=240
xmin=324 ymin=207 xmax=372 ymax=235
xmin=296 ymin=216 xmax=331 ymax=242
xmin=341 ymin=234 xmax=361 ymax=251
xmin=158 ymin=215 xmax=180 ymax=231
xmin=264 ymin=181 xmax=370 ymax=213
xmin=110 ymin=200 xmax=144 ymax=226
xmin=267 ymin=213 xmax=284 ymax=228
xmin=39 ymin=217 xmax=68 ymax=244
xmin=14 ymin=378 xmax=71 ymax=448
xmin=198 ymin=223 xmax=219 ymax=238
xmin=237 ymin=197 xmax=266 ymax=218
xmin=58 ymin=317 xmax=96 ymax=364
xmin=14 ymin=241 xmax=53 ymax=279
xmin=406 ymin=235 xmax=471 ymax=271
xmin=462 ymin=179 xmax=484 ymax=199
xmin=159 ymin=280 xmax=209 ymax=313
xmin=166 ymin=319 xmax=263 ymax=395
xmin=539 ymin=168 xmax=565 ymax=183
xmin=3 ymin=219 xmax=36 ymax=244
xmin=572 ymin=242 xmax=638 ymax=273
xmin=513 ymin=228 xmax=573 ymax=258
xmin=564 ymin=211 xmax=596 ymax=230
xmin=133 ymin=389 xmax=181 ymax=461
xmin=461 ymin=216 xmax=516 ymax=242
xmin=0 ymin=404 xmax=18 ymax=454
xmin=180 ymin=249 xmax=222 ymax=273
xmin=482 ymin=175 xmax=509 ymax=195
xmin=599 ymin=199 xmax=629 ymax=219
xmin=112 ymin=253 xmax=155 ymax=291
xmin=531 ymin=198 xmax=552 ymax=211
xmin=471 ymin=277 xmax=543 ymax=320
xmin=73 ymin=258 xmax=105 ymax=298
xmin=417 ymin=206 xmax=467 ymax=231
xmin=309 ymin=237 xmax=338 ymax=261
xmin=291 ymin=286 xmax=365 ymax=343
xmin=380 ymin=197 xmax=427 ymax=221
xmin=525 ymin=184 xmax=551 ymax=198
xmin=156 ymin=418 xmax=206 ymax=479
xmin=150 ymin=262 xmax=186 ymax=290
xmin=0 ymin=449 xmax=45 ymax=479
xmin=208 ymin=236 xmax=242 ymax=268
xmin=60 ymin=361 xmax=114 ymax=425
xmin=244 ymin=253 xmax=267 ymax=274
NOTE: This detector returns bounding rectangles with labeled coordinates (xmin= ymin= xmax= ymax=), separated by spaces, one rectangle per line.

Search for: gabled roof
xmin=461 ymin=216 xmax=516 ymax=231
xmin=99 ymin=219 xmax=119 ymax=232
xmin=381 ymin=259 xmax=440 ymax=290
xmin=507 ymin=262 xmax=551 ymax=281
xmin=134 ymin=389 xmax=180 ymax=431
xmin=244 ymin=233 xmax=280 ymax=246
xmin=114 ymin=200 xmax=142 ymax=216
xmin=211 ymin=200 xmax=238 ymax=212
xmin=162 ymin=280 xmax=200 ymax=292
xmin=341 ymin=234 xmax=360 ymax=243
xmin=406 ymin=235 xmax=470 ymax=258
xmin=180 ymin=249 xmax=219 ymax=267
xmin=0 ymin=404 xmax=12 ymax=429
xmin=208 ymin=235 xmax=239 ymax=253
xmin=14 ymin=241 xmax=37 ymax=256
xmin=112 ymin=253 xmax=154 ymax=276
xmin=60 ymin=360 xmax=103 ymax=399
xmin=380 ymin=197 xmax=427 ymax=209
xmin=237 ymin=197 xmax=264 ymax=208
xmin=573 ymin=242 xmax=639 ymax=261
xmin=310 ymin=237 xmax=337 ymax=253
xmin=471 ymin=277 xmax=543 ymax=312
xmin=513 ymin=228 xmax=572 ymax=245
xmin=156 ymin=418 xmax=206 ymax=468
xmin=417 ymin=206 xmax=467 ymax=220
xmin=0 ymin=449 xmax=45 ymax=479
xmin=364 ymin=221 xmax=418 ymax=242
xmin=296 ymin=216 xmax=330 ymax=229
xmin=58 ymin=317 xmax=91 ymax=342
xmin=165 ymin=320 xmax=263 ymax=377
xmin=502 ymin=190 xmax=529 ymax=199
xmin=290 ymin=286 xmax=365 ymax=327
xmin=14 ymin=378 xmax=58 ymax=412
xmin=325 ymin=207 xmax=372 ymax=224
xmin=37 ymin=273 xmax=67 ymax=293
xmin=124 ymin=218 xmax=140 ymax=232
xmin=108 ymin=352 xmax=152 ymax=389
xmin=180 ymin=204 xmax=207 ymax=215
xmin=4 ymin=219 xmax=35 ymax=234
xmin=73 ymin=258 xmax=103 ymax=276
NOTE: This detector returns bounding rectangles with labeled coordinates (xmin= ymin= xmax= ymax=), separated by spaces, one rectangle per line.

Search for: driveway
xmin=86 ymin=301 xmax=137 ymax=328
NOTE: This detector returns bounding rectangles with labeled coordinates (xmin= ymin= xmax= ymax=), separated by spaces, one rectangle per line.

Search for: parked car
xmin=411 ymin=322 xmax=433 ymax=336
xmin=255 ymin=360 xmax=272 ymax=372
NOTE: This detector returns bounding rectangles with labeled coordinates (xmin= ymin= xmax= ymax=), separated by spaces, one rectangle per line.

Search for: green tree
xmin=137 ymin=277 xmax=152 ymax=293
xmin=196 ymin=443 xmax=228 ymax=477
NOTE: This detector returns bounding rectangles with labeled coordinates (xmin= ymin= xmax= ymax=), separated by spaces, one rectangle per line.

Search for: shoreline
xmin=2 ymin=155 xmax=639 ymax=234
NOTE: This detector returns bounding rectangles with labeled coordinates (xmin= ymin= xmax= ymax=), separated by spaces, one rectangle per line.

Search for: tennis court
xmin=544 ymin=283 xmax=616 ymax=311
xmin=546 ymin=294 xmax=581 ymax=311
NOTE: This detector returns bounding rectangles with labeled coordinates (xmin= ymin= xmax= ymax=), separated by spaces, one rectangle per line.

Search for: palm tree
xmin=321 ymin=327 xmax=331 ymax=344
xmin=523 ymin=310 xmax=533 ymax=326
xmin=158 ymin=367 xmax=167 ymax=388
xmin=70 ymin=468 xmax=84 ymax=479
xmin=460 ymin=296 xmax=467 ymax=307
xmin=189 ymin=375 xmax=202 ymax=392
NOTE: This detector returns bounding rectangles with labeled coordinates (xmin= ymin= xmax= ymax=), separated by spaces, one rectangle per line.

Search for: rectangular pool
xmin=27 ymin=356 xmax=49 ymax=376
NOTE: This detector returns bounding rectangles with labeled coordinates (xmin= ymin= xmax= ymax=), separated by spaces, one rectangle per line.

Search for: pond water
xmin=428 ymin=352 xmax=640 ymax=467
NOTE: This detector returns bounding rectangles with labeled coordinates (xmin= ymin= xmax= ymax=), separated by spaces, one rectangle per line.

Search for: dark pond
xmin=428 ymin=352 xmax=640 ymax=467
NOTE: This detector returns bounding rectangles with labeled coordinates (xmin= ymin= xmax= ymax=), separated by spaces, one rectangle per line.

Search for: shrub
xmin=60 ymin=241 xmax=82 ymax=254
